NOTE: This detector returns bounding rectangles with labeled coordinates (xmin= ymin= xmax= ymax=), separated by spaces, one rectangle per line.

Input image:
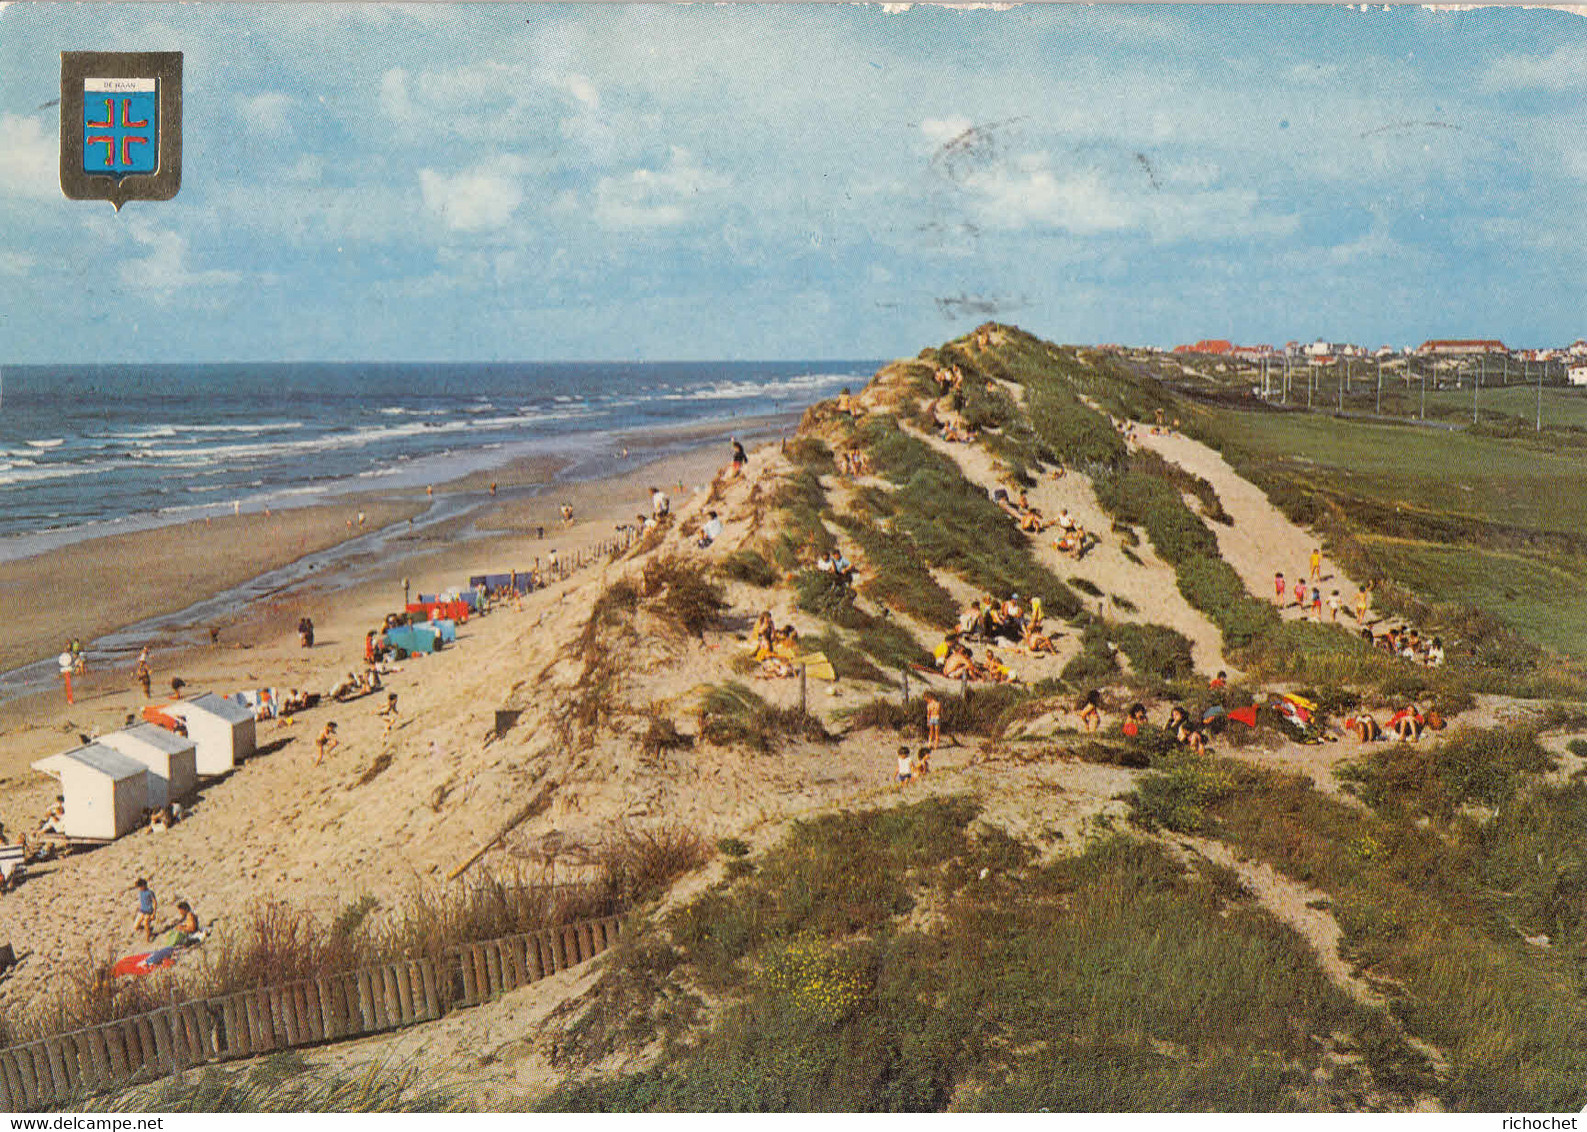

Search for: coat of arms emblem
xmin=59 ymin=51 xmax=182 ymax=209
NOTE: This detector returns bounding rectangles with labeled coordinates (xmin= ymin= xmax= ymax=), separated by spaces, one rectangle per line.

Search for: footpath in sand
xmin=901 ymin=423 xmax=1232 ymax=677
xmin=1131 ymin=428 xmax=1365 ymax=619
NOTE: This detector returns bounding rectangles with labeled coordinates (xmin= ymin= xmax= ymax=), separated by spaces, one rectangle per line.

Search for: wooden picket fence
xmin=0 ymin=914 xmax=623 ymax=1111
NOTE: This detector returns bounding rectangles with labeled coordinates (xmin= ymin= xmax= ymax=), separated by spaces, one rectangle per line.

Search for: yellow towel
xmin=792 ymin=651 xmax=837 ymax=681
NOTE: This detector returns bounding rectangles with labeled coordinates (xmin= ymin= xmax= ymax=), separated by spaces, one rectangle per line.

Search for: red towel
xmin=1227 ymin=705 xmax=1259 ymax=728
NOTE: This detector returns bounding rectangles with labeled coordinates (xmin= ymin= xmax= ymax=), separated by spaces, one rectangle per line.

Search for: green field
xmin=1190 ymin=407 xmax=1587 ymax=539
xmin=1417 ymin=384 xmax=1587 ymax=430
xmin=1358 ymin=537 xmax=1587 ymax=659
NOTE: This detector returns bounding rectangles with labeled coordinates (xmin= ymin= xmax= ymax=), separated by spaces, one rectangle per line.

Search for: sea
xmin=0 ymin=360 xmax=879 ymax=558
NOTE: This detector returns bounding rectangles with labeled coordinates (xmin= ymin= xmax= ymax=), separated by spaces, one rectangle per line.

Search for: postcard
xmin=1 ymin=2 xmax=1585 ymax=1117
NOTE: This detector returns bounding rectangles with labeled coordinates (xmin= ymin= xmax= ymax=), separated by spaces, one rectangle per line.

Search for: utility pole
xmin=1420 ymin=363 xmax=1426 ymax=421
xmin=1535 ymin=357 xmax=1543 ymax=432
xmin=1472 ymin=362 xmax=1480 ymax=425
xmin=1338 ymin=359 xmax=1345 ymax=413
xmin=1376 ymin=358 xmax=1382 ymax=416
xmin=1308 ymin=362 xmax=1314 ymax=409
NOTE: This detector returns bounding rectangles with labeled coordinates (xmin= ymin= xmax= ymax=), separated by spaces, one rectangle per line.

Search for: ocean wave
xmin=0 ymin=464 xmax=100 ymax=486
xmin=25 ymin=438 xmax=65 ymax=449
xmin=662 ymin=372 xmax=860 ymax=403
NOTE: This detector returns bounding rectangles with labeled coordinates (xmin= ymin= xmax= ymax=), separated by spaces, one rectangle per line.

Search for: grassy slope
xmin=532 ymin=327 xmax=1586 ymax=1112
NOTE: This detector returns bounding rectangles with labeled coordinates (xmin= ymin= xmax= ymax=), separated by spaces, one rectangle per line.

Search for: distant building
xmin=1569 ymin=364 xmax=1587 ymax=387
xmin=1416 ymin=338 xmax=1508 ymax=356
xmin=1172 ymin=339 xmax=1235 ymax=355
xmin=1568 ymin=339 xmax=1587 ymax=358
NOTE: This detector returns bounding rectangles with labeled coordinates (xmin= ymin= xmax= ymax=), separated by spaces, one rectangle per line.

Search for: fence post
xmin=799 ymin=664 xmax=807 ymax=713
xmin=901 ymin=668 xmax=909 ymax=703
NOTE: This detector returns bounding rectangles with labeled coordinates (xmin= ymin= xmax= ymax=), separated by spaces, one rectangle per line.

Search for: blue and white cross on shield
xmin=83 ymin=76 xmax=158 ymax=176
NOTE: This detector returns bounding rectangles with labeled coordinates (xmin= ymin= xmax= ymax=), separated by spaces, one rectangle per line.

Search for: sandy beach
xmin=0 ymin=433 xmax=736 ymax=832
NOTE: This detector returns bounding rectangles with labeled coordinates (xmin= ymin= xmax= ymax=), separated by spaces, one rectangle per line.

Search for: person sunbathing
xmin=331 ymin=672 xmax=363 ymax=701
xmin=942 ymin=646 xmax=976 ymax=680
xmin=172 ymin=901 xmax=201 ymax=940
xmin=1019 ymin=510 xmax=1048 ymax=533
xmin=983 ymin=650 xmax=1014 ymax=683
xmin=1344 ymin=714 xmax=1383 ymax=742
xmin=1022 ymin=625 xmax=1056 ymax=655
xmin=1389 ymin=705 xmax=1423 ymax=742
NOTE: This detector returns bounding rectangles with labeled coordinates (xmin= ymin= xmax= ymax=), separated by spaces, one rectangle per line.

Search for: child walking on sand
xmin=915 ymin=745 xmax=931 ymax=777
xmin=377 ymin=693 xmax=399 ymax=736
xmin=1310 ymin=547 xmax=1322 ymax=580
xmin=924 ymin=691 xmax=941 ymax=749
xmin=315 ymin=721 xmax=339 ymax=766
xmin=895 ymin=745 xmax=914 ymax=787
xmin=1274 ymin=570 xmax=1285 ymax=605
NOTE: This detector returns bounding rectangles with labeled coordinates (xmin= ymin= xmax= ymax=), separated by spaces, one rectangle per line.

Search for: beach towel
xmin=112 ymin=948 xmax=179 ymax=978
xmin=1279 ymin=692 xmax=1319 ymax=712
xmin=793 ymin=651 xmax=836 ymax=681
xmin=141 ymin=705 xmax=183 ymax=731
xmin=1226 ymin=705 xmax=1260 ymax=728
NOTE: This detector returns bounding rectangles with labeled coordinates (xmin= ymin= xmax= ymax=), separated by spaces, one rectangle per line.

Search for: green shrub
xmin=720 ymin=549 xmax=780 ymax=587
xmin=795 ymin=569 xmax=870 ymax=630
xmin=1337 ymin=724 xmax=1556 ymax=820
xmin=836 ymin=512 xmax=958 ymax=629
xmin=812 ymin=630 xmax=887 ymax=683
xmin=1112 ymin=622 xmax=1196 ymax=683
xmin=1128 ymin=755 xmax=1239 ymax=833
xmin=641 ymin=556 xmax=728 ymax=637
xmin=697 ymin=682 xmax=830 ymax=753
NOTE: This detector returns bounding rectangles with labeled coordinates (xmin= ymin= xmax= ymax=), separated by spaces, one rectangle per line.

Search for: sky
xmin=2 ymin=3 xmax=1585 ymax=363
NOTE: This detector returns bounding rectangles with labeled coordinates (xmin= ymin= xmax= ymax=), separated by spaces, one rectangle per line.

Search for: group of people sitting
xmin=331 ymin=667 xmax=384 ymax=703
xmin=752 ymin=612 xmax=803 ymax=677
xmin=815 ymin=549 xmax=856 ymax=584
xmin=936 ymin=636 xmax=1017 ymax=683
xmin=143 ymin=801 xmax=184 ymax=834
xmin=954 ymin=594 xmax=1054 ymax=654
xmin=1362 ymin=625 xmax=1445 ymax=667
xmin=1343 ymin=703 xmax=1441 ymax=743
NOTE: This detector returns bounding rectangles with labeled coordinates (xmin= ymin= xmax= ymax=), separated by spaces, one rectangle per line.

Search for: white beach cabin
xmin=30 ymin=744 xmax=149 ymax=841
xmin=98 ymin=724 xmax=198 ymax=808
xmin=165 ymin=692 xmax=256 ymax=775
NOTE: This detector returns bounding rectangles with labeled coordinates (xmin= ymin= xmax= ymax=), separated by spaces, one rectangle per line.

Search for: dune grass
xmin=540 ymin=797 xmax=1428 ymax=1112
xmin=1127 ymin=742 xmax=1587 ymax=1112
xmin=81 ymin=1053 xmax=461 ymax=1113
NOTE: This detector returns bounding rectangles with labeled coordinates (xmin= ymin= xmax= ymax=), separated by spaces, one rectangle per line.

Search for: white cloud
xmin=417 ymin=155 xmax=528 ymax=231
xmin=0 ymin=114 xmax=58 ymax=200
xmin=1482 ymin=42 xmax=1587 ymax=92
xmin=118 ymin=225 xmax=242 ymax=299
xmin=0 ymin=251 xmax=37 ymax=276
xmin=591 ymin=147 xmax=728 ymax=229
xmin=950 ymin=149 xmax=1295 ymax=242
xmin=241 ymin=93 xmax=294 ymax=136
